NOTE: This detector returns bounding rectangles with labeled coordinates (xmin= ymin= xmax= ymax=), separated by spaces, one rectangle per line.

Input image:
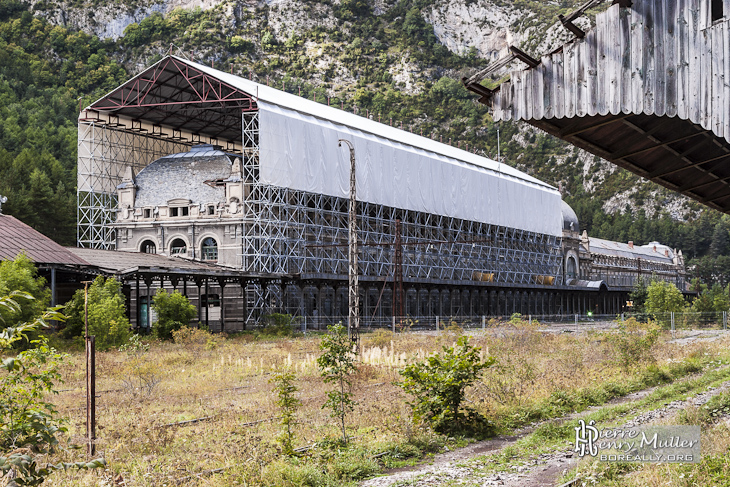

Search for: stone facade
xmin=560 ymin=200 xmax=686 ymax=292
xmin=114 ymin=144 xmax=245 ymax=268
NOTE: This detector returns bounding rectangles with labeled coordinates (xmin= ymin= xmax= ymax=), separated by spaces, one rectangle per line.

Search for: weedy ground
xmin=33 ymin=319 xmax=730 ymax=486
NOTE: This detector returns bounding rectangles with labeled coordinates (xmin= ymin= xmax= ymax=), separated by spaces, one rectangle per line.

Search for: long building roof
xmin=85 ymin=55 xmax=562 ymax=237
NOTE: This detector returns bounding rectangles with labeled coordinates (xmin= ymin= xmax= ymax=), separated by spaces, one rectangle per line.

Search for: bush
xmin=398 ymin=336 xmax=495 ymax=436
xmin=152 ymin=289 xmax=196 ymax=340
xmin=0 ymin=253 xmax=49 ymax=328
xmin=317 ymin=323 xmax=358 ymax=444
xmin=0 ymin=294 xmax=104 ymax=484
xmin=260 ymin=313 xmax=295 ymax=337
xmin=605 ymin=317 xmax=660 ymax=368
xmin=61 ymin=276 xmax=130 ymax=351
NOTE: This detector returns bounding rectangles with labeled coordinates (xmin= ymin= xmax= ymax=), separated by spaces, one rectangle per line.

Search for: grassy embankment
xmin=37 ymin=319 xmax=730 ymax=486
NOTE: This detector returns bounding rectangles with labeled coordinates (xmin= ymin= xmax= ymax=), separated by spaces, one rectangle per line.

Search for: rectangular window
xmin=170 ymin=207 xmax=179 ymax=217
xmin=144 ymin=208 xmax=151 ymax=218
xmin=181 ymin=207 xmax=189 ymax=217
xmin=208 ymin=205 xmax=216 ymax=215
xmin=713 ymin=0 xmax=724 ymax=21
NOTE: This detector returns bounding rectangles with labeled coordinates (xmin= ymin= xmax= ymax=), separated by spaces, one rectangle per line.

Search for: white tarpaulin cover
xmin=102 ymin=57 xmax=562 ymax=236
xmin=258 ymin=102 xmax=561 ymax=236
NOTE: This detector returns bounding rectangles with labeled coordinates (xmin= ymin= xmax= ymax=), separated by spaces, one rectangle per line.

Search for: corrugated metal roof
xmin=64 ymin=247 xmax=232 ymax=275
xmin=0 ymin=215 xmax=90 ymax=266
xmin=587 ymin=237 xmax=673 ymax=263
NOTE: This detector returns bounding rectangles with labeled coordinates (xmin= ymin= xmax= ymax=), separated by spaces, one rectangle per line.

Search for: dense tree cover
xmin=0 ymin=1 xmax=127 ymax=245
xmin=1 ymin=0 xmax=729 ymax=288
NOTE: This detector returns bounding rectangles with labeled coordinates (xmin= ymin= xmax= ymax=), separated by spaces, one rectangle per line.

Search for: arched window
xmin=201 ymin=237 xmax=218 ymax=261
xmin=170 ymin=238 xmax=187 ymax=256
xmin=140 ymin=240 xmax=156 ymax=254
xmin=567 ymin=256 xmax=577 ymax=279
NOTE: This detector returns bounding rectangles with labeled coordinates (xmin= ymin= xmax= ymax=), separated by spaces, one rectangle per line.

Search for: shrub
xmin=152 ymin=289 xmax=196 ymax=340
xmin=270 ymin=368 xmax=301 ymax=455
xmin=317 ymin=323 xmax=358 ymax=444
xmin=398 ymin=336 xmax=495 ymax=436
xmin=0 ymin=253 xmax=49 ymax=328
xmin=605 ymin=317 xmax=660 ymax=368
xmin=62 ymin=276 xmax=130 ymax=351
xmin=260 ymin=313 xmax=295 ymax=337
xmin=0 ymin=294 xmax=104 ymax=484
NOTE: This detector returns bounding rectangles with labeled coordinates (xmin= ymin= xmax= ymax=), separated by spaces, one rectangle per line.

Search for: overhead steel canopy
xmin=87 ymin=56 xmax=257 ymax=142
xmin=465 ymin=0 xmax=730 ymax=213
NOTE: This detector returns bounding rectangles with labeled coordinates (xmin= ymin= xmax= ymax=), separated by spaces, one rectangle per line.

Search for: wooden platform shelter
xmin=464 ymin=0 xmax=730 ymax=213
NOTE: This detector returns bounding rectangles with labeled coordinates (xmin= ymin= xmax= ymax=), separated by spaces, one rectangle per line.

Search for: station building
xmin=77 ymin=55 xmax=687 ymax=330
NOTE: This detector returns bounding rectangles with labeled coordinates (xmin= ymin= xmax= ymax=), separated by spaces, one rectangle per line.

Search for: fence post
xmin=304 ymin=316 xmax=307 ymax=334
xmin=621 ymin=313 xmax=624 ymax=322
xmin=671 ymin=312 xmax=675 ymax=338
xmin=436 ymin=315 xmax=439 ymax=332
xmin=482 ymin=315 xmax=485 ymax=331
xmin=392 ymin=315 xmax=396 ymax=333
xmin=528 ymin=315 xmax=532 ymax=326
xmin=724 ymin=311 xmax=727 ymax=331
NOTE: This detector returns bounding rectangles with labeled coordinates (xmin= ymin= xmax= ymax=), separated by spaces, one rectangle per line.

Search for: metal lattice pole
xmin=339 ymin=139 xmax=359 ymax=347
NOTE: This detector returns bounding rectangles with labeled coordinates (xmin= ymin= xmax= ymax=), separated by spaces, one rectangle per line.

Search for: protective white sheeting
xmin=259 ymin=102 xmax=562 ymax=236
xmin=96 ymin=57 xmax=562 ymax=236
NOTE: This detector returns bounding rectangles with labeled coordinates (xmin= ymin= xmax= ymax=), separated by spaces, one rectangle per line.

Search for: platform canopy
xmin=464 ymin=0 xmax=730 ymax=213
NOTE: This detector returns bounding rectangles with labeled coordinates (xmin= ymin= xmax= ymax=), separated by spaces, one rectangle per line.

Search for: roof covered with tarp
xmin=85 ymin=56 xmax=562 ymax=237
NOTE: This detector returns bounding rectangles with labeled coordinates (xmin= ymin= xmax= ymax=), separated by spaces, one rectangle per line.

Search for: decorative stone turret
xmin=116 ymin=166 xmax=137 ymax=220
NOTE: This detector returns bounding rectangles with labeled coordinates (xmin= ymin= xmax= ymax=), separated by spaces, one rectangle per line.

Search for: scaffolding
xmin=238 ymin=113 xmax=562 ymax=319
xmin=77 ymin=113 xmax=241 ymax=249
xmin=78 ymin=55 xmax=563 ymax=323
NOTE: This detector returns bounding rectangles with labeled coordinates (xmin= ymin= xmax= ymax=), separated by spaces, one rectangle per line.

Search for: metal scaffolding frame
xmin=238 ymin=113 xmax=562 ymax=319
xmin=77 ymin=113 xmax=242 ymax=249
xmin=77 ymin=56 xmax=563 ymax=323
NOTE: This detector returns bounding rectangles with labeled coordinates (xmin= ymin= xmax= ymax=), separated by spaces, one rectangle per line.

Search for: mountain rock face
xmin=28 ymin=0 xmax=692 ymax=220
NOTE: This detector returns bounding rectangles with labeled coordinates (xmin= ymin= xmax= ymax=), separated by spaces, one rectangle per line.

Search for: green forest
xmin=0 ymin=0 xmax=729 ymax=283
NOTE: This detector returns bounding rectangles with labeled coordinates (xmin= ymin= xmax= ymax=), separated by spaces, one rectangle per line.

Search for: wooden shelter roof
xmin=465 ymin=0 xmax=730 ymax=213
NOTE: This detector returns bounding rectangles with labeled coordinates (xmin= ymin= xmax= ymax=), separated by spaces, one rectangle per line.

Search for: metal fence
xmin=287 ymin=313 xmax=625 ymax=333
xmin=624 ymin=312 xmax=729 ymax=332
xmin=282 ymin=312 xmax=730 ymax=334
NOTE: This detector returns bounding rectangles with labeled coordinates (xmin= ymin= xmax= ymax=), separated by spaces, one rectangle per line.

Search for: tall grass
xmin=36 ymin=319 xmax=729 ymax=486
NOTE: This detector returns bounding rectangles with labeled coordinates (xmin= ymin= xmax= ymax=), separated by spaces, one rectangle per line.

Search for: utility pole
xmin=393 ymin=219 xmax=404 ymax=322
xmin=339 ymin=139 xmax=359 ymax=349
xmin=82 ymin=280 xmax=96 ymax=457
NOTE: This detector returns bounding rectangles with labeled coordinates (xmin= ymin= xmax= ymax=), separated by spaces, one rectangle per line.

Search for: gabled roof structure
xmin=0 ymin=214 xmax=89 ymax=266
xmin=86 ymin=55 xmax=550 ymax=188
xmin=464 ymin=0 xmax=730 ymax=213
xmin=82 ymin=55 xmax=562 ymax=239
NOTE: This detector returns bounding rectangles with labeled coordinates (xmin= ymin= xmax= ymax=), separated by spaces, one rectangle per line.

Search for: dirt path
xmin=361 ymin=376 xmax=730 ymax=487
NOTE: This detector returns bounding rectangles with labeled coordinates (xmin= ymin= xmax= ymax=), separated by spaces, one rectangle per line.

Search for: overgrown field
xmin=36 ymin=319 xmax=730 ymax=486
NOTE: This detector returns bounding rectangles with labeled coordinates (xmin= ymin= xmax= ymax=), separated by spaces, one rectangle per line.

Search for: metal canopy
xmin=467 ymin=0 xmax=730 ymax=213
xmin=87 ymin=57 xmax=256 ymax=142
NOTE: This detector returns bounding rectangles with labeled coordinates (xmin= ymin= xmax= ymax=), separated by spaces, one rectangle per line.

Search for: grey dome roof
xmin=561 ymin=200 xmax=579 ymax=232
xmin=134 ymin=145 xmax=236 ymax=208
